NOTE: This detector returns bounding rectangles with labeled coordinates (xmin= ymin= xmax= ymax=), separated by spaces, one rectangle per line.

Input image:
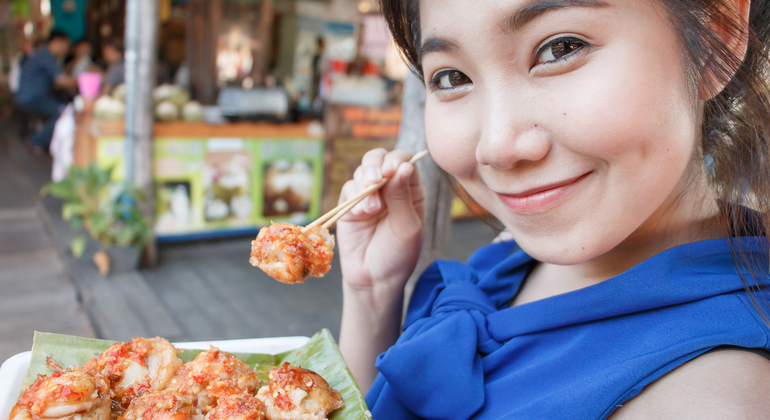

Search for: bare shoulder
xmin=608 ymin=350 xmax=770 ymax=420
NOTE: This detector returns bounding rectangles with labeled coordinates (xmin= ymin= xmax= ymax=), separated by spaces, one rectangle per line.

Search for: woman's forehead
xmin=419 ymin=0 xmax=613 ymax=38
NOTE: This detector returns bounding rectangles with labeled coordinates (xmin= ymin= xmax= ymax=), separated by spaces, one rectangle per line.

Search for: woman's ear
xmin=698 ymin=0 xmax=750 ymax=100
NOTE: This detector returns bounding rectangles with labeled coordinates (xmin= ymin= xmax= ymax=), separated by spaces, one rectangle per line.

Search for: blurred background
xmin=0 ymin=0 xmax=499 ymax=362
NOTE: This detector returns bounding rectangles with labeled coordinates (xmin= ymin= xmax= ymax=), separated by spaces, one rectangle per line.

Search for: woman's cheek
xmin=425 ymin=101 xmax=479 ymax=180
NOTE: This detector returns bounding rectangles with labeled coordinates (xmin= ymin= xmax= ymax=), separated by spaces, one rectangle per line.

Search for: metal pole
xmin=124 ymin=0 xmax=139 ymax=185
xmin=124 ymin=0 xmax=159 ymax=264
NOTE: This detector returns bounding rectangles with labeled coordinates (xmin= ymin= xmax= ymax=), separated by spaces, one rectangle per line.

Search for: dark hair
xmin=380 ymin=0 xmax=770 ymax=311
xmin=104 ymin=38 xmax=125 ymax=54
xmin=47 ymin=29 xmax=69 ymax=43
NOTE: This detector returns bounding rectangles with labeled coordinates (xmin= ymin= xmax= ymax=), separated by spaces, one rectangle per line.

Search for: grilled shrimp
xmin=249 ymin=223 xmax=334 ymax=284
xmin=96 ymin=337 xmax=184 ymax=408
xmin=256 ymin=363 xmax=343 ymax=420
xmin=10 ymin=358 xmax=110 ymax=420
xmin=165 ymin=346 xmax=260 ymax=413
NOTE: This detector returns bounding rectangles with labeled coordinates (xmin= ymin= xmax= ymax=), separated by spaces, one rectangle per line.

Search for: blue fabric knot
xmin=373 ymin=260 xmax=503 ymax=419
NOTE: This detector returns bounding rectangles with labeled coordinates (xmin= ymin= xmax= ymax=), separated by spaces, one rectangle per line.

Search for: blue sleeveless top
xmin=365 ymin=236 xmax=770 ymax=419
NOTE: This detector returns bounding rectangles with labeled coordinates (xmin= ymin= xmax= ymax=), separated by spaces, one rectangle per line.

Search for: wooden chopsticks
xmin=302 ymin=150 xmax=429 ymax=233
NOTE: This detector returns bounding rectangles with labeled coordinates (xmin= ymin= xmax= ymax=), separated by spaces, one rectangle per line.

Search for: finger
xmin=381 ymin=149 xmax=417 ymax=178
xmin=350 ymin=166 xmax=371 ymax=216
xmin=380 ymin=161 xmax=423 ymax=234
xmin=406 ymin=160 xmax=427 ymax=219
xmin=359 ymin=151 xmax=388 ymax=213
xmin=360 ymin=148 xmax=388 ymax=187
xmin=338 ymin=179 xmax=367 ymax=219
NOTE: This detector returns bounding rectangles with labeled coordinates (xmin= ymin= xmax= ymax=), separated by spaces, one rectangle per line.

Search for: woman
xmin=336 ymin=0 xmax=770 ymax=418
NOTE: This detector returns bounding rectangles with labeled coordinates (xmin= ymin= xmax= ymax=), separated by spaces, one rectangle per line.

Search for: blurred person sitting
xmin=14 ymin=30 xmax=78 ymax=154
xmin=101 ymin=39 xmax=124 ymax=94
xmin=66 ymin=40 xmax=95 ymax=78
xmin=8 ymin=39 xmax=35 ymax=94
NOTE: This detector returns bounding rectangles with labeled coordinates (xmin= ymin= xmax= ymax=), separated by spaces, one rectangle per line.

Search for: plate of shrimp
xmin=0 ymin=330 xmax=370 ymax=420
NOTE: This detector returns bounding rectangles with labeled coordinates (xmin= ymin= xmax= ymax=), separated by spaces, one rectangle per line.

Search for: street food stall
xmin=58 ymin=0 xmax=421 ymax=243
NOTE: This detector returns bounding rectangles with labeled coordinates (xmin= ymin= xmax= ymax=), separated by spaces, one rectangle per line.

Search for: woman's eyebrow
xmin=502 ymin=0 xmax=610 ymax=33
xmin=419 ymin=37 xmax=458 ymax=58
xmin=419 ymin=0 xmax=608 ymax=59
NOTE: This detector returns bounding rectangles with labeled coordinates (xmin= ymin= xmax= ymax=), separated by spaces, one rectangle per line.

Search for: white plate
xmin=0 ymin=336 xmax=310 ymax=420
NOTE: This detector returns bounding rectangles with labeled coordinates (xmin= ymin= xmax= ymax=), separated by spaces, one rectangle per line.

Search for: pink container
xmin=77 ymin=72 xmax=102 ymax=99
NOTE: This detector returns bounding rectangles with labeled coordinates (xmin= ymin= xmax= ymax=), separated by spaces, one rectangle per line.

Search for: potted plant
xmin=42 ymin=163 xmax=153 ymax=276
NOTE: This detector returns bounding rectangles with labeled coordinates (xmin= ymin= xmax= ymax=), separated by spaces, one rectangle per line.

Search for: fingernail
xmin=397 ymin=164 xmax=410 ymax=184
xmin=366 ymin=194 xmax=380 ymax=211
xmin=366 ymin=167 xmax=380 ymax=185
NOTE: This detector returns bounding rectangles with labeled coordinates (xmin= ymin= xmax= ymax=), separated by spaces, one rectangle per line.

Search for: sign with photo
xmin=254 ymin=139 xmax=325 ymax=226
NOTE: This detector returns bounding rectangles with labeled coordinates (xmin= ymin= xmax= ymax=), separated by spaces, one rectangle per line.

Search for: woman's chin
xmin=512 ymin=234 xmax=616 ymax=267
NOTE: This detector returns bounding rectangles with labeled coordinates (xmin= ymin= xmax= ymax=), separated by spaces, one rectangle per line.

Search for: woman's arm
xmin=608 ymin=350 xmax=770 ymax=419
xmin=339 ymin=281 xmax=404 ymax=394
xmin=335 ymin=149 xmax=426 ymax=393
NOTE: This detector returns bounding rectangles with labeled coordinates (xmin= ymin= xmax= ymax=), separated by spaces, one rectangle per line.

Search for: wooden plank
xmin=0 ymin=270 xmax=68 ymax=295
xmin=141 ymin=264 xmax=223 ymax=341
xmin=68 ymin=263 xmax=151 ymax=342
xmin=0 ymin=284 xmax=77 ymax=317
xmin=0 ymin=208 xmax=38 ymax=223
xmin=0 ymin=322 xmax=97 ymax=363
xmin=0 ymin=334 xmax=36 ymax=362
xmin=187 ymin=257 xmax=288 ymax=337
xmin=0 ymin=221 xmax=52 ymax=255
xmin=0 ymin=286 xmax=93 ymax=339
xmin=0 ymin=303 xmax=94 ymax=339
xmin=214 ymin=253 xmax=342 ymax=339
xmin=110 ymin=272 xmax=184 ymax=340
xmin=0 ymin=249 xmax=62 ymax=271
xmin=168 ymin=263 xmax=254 ymax=340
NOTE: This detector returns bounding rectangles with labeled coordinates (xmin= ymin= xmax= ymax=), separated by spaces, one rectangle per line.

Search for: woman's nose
xmin=475 ymin=95 xmax=552 ymax=170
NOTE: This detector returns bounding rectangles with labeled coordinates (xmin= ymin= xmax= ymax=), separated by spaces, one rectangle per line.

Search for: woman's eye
xmin=535 ymin=37 xmax=587 ymax=65
xmin=430 ymin=70 xmax=472 ymax=90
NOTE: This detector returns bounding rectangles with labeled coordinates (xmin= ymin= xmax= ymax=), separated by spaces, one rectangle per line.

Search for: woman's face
xmin=421 ymin=0 xmax=703 ymax=265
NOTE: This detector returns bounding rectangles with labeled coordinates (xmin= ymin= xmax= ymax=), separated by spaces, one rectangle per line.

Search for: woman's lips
xmin=497 ymin=173 xmax=590 ymax=214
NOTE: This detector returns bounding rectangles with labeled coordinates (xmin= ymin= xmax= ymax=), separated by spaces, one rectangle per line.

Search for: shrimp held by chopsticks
xmin=249 ymin=223 xmax=335 ymax=284
xmin=249 ymin=150 xmax=428 ymax=284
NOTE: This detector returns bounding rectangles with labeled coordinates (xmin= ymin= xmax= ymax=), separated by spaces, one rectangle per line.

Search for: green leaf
xmin=69 ymin=217 xmax=84 ymax=231
xmin=115 ymin=225 xmax=137 ymax=246
xmin=70 ymin=236 xmax=86 ymax=258
xmin=62 ymin=203 xmax=87 ymax=221
xmin=44 ymin=162 xmax=154 ymax=248
xmin=41 ymin=179 xmax=77 ymax=200
xmin=23 ymin=330 xmax=370 ymax=419
xmin=89 ymin=213 xmax=109 ymax=235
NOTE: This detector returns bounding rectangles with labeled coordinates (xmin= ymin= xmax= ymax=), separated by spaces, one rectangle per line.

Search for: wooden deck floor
xmin=0 ymin=131 xmax=95 ymax=362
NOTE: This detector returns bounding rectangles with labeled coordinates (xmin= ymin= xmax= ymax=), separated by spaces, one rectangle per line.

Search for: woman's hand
xmin=336 ymin=148 xmax=426 ymax=393
xmin=336 ymin=148 xmax=427 ymax=298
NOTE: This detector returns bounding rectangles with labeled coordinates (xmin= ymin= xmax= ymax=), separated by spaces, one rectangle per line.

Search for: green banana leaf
xmin=23 ymin=329 xmax=370 ymax=420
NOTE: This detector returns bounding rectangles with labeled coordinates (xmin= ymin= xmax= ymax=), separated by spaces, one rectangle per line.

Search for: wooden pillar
xmin=187 ymin=0 xmax=220 ymax=104
xmin=253 ymin=0 xmax=274 ymax=85
xmin=396 ymin=71 xmax=454 ymax=311
xmin=124 ymin=0 xmax=159 ymax=265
